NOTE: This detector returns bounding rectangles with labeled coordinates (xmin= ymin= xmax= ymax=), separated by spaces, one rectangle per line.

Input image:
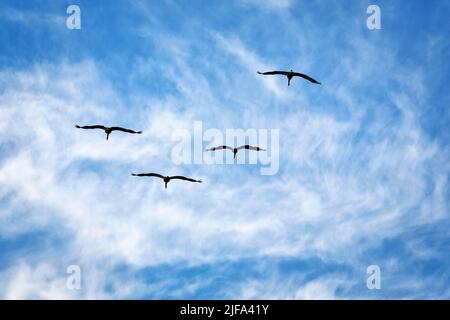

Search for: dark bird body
xmin=131 ymin=173 xmax=202 ymax=189
xmin=205 ymin=145 xmax=266 ymax=159
xmin=75 ymin=125 xmax=142 ymax=140
xmin=257 ymin=69 xmax=321 ymax=86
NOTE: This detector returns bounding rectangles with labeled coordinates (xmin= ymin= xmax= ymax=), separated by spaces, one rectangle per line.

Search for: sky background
xmin=0 ymin=0 xmax=449 ymax=299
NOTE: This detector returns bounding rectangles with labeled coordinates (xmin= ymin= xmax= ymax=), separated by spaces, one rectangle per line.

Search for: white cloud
xmin=1 ymin=263 xmax=74 ymax=300
xmin=239 ymin=0 xmax=294 ymax=11
xmin=0 ymin=7 xmax=65 ymax=26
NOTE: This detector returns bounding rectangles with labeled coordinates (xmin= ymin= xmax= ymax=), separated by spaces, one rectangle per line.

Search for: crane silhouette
xmin=131 ymin=173 xmax=202 ymax=189
xmin=257 ymin=69 xmax=321 ymax=86
xmin=75 ymin=125 xmax=142 ymax=140
xmin=205 ymin=145 xmax=266 ymax=159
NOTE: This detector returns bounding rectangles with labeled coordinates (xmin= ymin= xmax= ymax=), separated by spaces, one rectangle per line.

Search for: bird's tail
xmin=106 ymin=133 xmax=110 ymax=141
xmin=75 ymin=125 xmax=81 ymax=128
xmin=131 ymin=173 xmax=137 ymax=176
xmin=164 ymin=182 xmax=168 ymax=189
xmin=137 ymin=131 xmax=143 ymax=134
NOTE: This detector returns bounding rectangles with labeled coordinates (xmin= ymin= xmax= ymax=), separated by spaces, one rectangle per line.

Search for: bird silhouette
xmin=205 ymin=145 xmax=266 ymax=159
xmin=131 ymin=173 xmax=202 ymax=189
xmin=257 ymin=69 xmax=321 ymax=86
xmin=75 ymin=125 xmax=142 ymax=140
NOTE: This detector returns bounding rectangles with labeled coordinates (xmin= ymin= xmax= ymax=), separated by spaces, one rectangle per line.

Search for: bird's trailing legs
xmin=163 ymin=176 xmax=170 ymax=189
xmin=105 ymin=128 xmax=112 ymax=141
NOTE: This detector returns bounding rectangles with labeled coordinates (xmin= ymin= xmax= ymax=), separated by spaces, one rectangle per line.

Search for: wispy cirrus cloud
xmin=238 ymin=0 xmax=294 ymax=11
xmin=0 ymin=6 xmax=64 ymax=26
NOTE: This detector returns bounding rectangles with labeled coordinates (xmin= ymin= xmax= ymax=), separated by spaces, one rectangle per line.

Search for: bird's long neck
xmin=164 ymin=182 xmax=168 ymax=189
xmin=106 ymin=133 xmax=110 ymax=140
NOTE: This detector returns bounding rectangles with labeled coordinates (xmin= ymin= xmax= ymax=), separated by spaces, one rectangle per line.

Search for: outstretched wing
xmin=237 ymin=145 xmax=266 ymax=151
xmin=131 ymin=173 xmax=164 ymax=179
xmin=292 ymin=72 xmax=321 ymax=84
xmin=205 ymin=145 xmax=234 ymax=152
xmin=110 ymin=127 xmax=142 ymax=134
xmin=169 ymin=176 xmax=202 ymax=183
xmin=257 ymin=70 xmax=289 ymax=76
xmin=75 ymin=125 xmax=106 ymax=130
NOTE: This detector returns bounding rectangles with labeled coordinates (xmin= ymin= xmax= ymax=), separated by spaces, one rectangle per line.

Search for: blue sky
xmin=0 ymin=0 xmax=449 ymax=299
